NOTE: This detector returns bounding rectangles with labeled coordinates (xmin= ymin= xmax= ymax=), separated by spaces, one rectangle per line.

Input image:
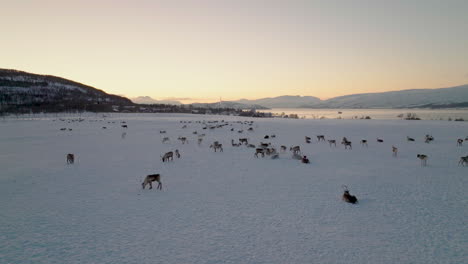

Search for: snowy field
xmin=1 ymin=113 xmax=467 ymax=264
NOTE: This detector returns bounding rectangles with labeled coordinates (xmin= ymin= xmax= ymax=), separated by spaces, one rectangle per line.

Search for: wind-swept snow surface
xmin=1 ymin=114 xmax=467 ymax=264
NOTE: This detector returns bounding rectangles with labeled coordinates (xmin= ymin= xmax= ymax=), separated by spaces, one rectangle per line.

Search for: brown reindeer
xmin=66 ymin=154 xmax=75 ymax=164
xmin=162 ymin=137 xmax=170 ymax=143
xmin=328 ymin=140 xmax=336 ymax=147
xmin=342 ymin=186 xmax=358 ymax=204
xmin=162 ymin=151 xmax=174 ymax=162
xmin=342 ymin=140 xmax=352 ymax=149
xmin=142 ymin=174 xmax=162 ymax=190
xmin=457 ymin=139 xmax=463 ymax=146
xmin=280 ymin=145 xmax=287 ymax=152
xmin=305 ymin=136 xmax=311 ymax=143
xmin=317 ymin=135 xmax=325 ymax=142
xmin=239 ymin=138 xmax=249 ymax=145
xmin=175 ymin=149 xmax=180 ymax=158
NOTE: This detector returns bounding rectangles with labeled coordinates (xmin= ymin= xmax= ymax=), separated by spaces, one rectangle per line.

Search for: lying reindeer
xmin=301 ymin=156 xmax=310 ymax=164
xmin=142 ymin=174 xmax=162 ymax=190
xmin=66 ymin=154 xmax=75 ymax=164
xmin=162 ymin=137 xmax=170 ymax=143
xmin=417 ymin=154 xmax=428 ymax=166
xmin=161 ymin=151 xmax=174 ymax=162
xmin=377 ymin=138 xmax=384 ymax=143
xmin=342 ymin=186 xmax=358 ymax=204
xmin=407 ymin=136 xmax=415 ymax=142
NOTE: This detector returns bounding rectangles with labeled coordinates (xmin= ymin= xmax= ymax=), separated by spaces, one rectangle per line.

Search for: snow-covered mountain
xmin=234 ymin=95 xmax=322 ymax=108
xmin=131 ymin=96 xmax=182 ymax=105
xmin=306 ymin=85 xmax=468 ymax=108
xmin=0 ymin=69 xmax=133 ymax=113
xmin=191 ymin=101 xmax=268 ymax=110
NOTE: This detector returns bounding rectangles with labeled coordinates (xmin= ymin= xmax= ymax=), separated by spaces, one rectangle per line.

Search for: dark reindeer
xmin=142 ymin=174 xmax=162 ymax=190
xmin=342 ymin=186 xmax=358 ymax=204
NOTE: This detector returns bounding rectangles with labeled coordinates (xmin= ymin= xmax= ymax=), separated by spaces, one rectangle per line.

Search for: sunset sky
xmin=1 ymin=0 xmax=468 ymax=103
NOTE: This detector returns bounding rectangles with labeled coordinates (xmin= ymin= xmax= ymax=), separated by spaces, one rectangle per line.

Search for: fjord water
xmin=261 ymin=108 xmax=468 ymax=120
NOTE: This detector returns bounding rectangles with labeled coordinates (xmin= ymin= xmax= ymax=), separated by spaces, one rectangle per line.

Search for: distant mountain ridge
xmin=212 ymin=85 xmax=468 ymax=109
xmin=131 ymin=96 xmax=182 ymax=105
xmin=233 ymin=95 xmax=321 ymax=108
xmin=306 ymin=85 xmax=468 ymax=108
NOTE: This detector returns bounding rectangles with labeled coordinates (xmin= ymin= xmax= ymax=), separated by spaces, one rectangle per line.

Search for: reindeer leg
xmin=149 ymin=182 xmax=153 ymax=189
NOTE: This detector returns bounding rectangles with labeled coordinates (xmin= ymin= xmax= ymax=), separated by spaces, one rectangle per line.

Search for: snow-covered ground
xmin=1 ymin=114 xmax=467 ymax=264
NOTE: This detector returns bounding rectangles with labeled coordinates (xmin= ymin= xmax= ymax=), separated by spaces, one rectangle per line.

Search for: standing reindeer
xmin=290 ymin=146 xmax=301 ymax=154
xmin=328 ymin=140 xmax=336 ymax=147
xmin=392 ymin=146 xmax=398 ymax=157
xmin=175 ymin=149 xmax=180 ymax=158
xmin=66 ymin=154 xmax=75 ymax=164
xmin=458 ymin=156 xmax=468 ymax=166
xmin=161 ymin=151 xmax=174 ymax=162
xmin=457 ymin=139 xmax=463 ymax=146
xmin=417 ymin=154 xmax=428 ymax=166
xmin=142 ymin=174 xmax=162 ymax=190
xmin=317 ymin=135 xmax=325 ymax=142
xmin=360 ymin=139 xmax=368 ymax=147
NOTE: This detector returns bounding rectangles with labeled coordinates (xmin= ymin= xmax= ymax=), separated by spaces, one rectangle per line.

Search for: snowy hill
xmin=309 ymin=85 xmax=468 ymax=108
xmin=0 ymin=69 xmax=133 ymax=113
xmin=234 ymin=95 xmax=322 ymax=108
xmin=131 ymin=96 xmax=182 ymax=105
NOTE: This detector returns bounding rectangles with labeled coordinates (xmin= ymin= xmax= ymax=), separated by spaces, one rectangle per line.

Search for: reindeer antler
xmin=342 ymin=185 xmax=349 ymax=191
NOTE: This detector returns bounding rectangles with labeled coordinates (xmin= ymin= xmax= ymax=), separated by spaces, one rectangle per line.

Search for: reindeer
xmin=458 ymin=156 xmax=468 ymax=166
xmin=301 ymin=156 xmax=310 ymax=164
xmin=178 ymin=137 xmax=188 ymax=144
xmin=280 ymin=145 xmax=287 ymax=152
xmin=254 ymin=148 xmax=265 ymax=158
xmin=342 ymin=186 xmax=358 ymax=204
xmin=121 ymin=132 xmax=127 ymax=139
xmin=342 ymin=140 xmax=352 ymax=149
xmin=265 ymin=148 xmax=277 ymax=156
xmin=424 ymin=135 xmax=434 ymax=143
xmin=181 ymin=125 xmax=187 ymax=129
xmin=161 ymin=151 xmax=174 ymax=162
xmin=248 ymin=127 xmax=254 ymax=132
xmin=231 ymin=139 xmax=240 ymax=147
xmin=210 ymin=142 xmax=223 ymax=152
xmin=175 ymin=149 xmax=180 ymax=158
xmin=392 ymin=146 xmax=398 ymax=157
xmin=457 ymin=139 xmax=463 ymax=146
xmin=162 ymin=137 xmax=170 ymax=143
xmin=360 ymin=139 xmax=368 ymax=147
xmin=260 ymin=142 xmax=271 ymax=148
xmin=160 ymin=130 xmax=166 ymax=134
xmin=290 ymin=146 xmax=301 ymax=154
xmin=198 ymin=138 xmax=203 ymax=145
xmin=247 ymin=144 xmax=256 ymax=148
xmin=377 ymin=138 xmax=384 ymax=143
xmin=407 ymin=136 xmax=415 ymax=142
xmin=417 ymin=154 xmax=428 ymax=166
xmin=328 ymin=140 xmax=336 ymax=147
xmin=305 ymin=136 xmax=311 ymax=144
xmin=317 ymin=135 xmax=325 ymax=142
xmin=142 ymin=174 xmax=162 ymax=190
xmin=121 ymin=125 xmax=128 ymax=128
xmin=264 ymin=135 xmax=270 ymax=139
xmin=239 ymin=138 xmax=249 ymax=145
xmin=66 ymin=154 xmax=75 ymax=164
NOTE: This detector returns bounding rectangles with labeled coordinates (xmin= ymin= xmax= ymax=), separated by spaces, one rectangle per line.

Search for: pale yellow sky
xmin=1 ymin=0 xmax=467 ymax=104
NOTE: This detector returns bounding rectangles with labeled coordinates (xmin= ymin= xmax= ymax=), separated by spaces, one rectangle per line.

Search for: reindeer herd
xmin=58 ymin=117 xmax=467 ymax=201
